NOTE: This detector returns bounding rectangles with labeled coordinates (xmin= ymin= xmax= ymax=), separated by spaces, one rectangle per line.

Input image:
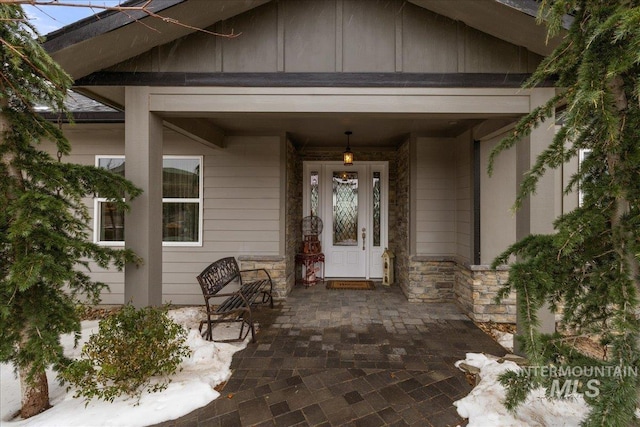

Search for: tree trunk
xmin=4 ymin=110 xmax=50 ymax=419
xmin=18 ymin=364 xmax=50 ymax=419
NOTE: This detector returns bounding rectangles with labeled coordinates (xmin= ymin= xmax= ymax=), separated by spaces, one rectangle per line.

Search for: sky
xmin=23 ymin=1 xmax=125 ymax=35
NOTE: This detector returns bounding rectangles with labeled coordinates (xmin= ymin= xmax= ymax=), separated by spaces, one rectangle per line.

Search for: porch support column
xmin=124 ymin=86 xmax=163 ymax=307
xmin=515 ymin=87 xmax=557 ymax=353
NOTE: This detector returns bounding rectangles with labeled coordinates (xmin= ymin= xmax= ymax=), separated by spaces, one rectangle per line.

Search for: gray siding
xmin=55 ymin=125 xmax=281 ymax=305
xmin=342 ymin=0 xmax=397 ymax=72
xmin=479 ymin=130 xmax=516 ymax=265
xmin=414 ymin=137 xmax=457 ymax=256
xmin=218 ymin=2 xmax=279 ymax=72
xmin=455 ymin=131 xmax=472 ymax=263
xmin=110 ymin=0 xmax=542 ymax=74
xmin=402 ymin=3 xmax=458 ymax=72
xmin=283 ymin=0 xmax=337 ymax=72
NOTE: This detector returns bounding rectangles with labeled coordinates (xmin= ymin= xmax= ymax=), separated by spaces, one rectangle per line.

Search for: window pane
xmin=163 ymin=158 xmax=200 ymax=198
xmin=310 ymin=171 xmax=319 ymax=216
xmin=99 ymin=202 xmax=125 ymax=241
xmin=373 ymin=172 xmax=381 ymax=247
xmin=98 ymin=158 xmax=125 ymax=176
xmin=163 ymin=202 xmax=199 ymax=242
xmin=333 ymin=171 xmax=358 ymax=246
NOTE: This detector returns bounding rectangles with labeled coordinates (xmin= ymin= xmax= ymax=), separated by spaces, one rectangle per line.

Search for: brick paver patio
xmin=154 ymin=283 xmax=506 ymax=427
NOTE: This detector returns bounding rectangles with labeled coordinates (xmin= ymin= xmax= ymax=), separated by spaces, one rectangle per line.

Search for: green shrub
xmin=60 ymin=304 xmax=191 ymax=404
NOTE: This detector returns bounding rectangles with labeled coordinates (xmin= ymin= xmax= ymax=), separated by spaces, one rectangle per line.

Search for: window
xmin=94 ymin=155 xmax=203 ymax=246
xmin=95 ymin=157 xmax=126 ymax=243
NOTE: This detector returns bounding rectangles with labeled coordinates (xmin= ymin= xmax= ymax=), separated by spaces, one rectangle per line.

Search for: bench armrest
xmin=239 ymin=268 xmax=273 ymax=290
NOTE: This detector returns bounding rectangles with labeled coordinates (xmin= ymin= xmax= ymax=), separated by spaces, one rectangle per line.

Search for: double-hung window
xmin=94 ymin=155 xmax=203 ymax=246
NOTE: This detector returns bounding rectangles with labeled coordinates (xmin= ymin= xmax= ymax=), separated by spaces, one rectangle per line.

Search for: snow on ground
xmin=454 ymin=353 xmax=589 ymax=427
xmin=0 ymin=307 xmax=247 ymax=427
xmin=493 ymin=329 xmax=514 ymax=353
xmin=2 ymin=309 xmax=600 ymax=427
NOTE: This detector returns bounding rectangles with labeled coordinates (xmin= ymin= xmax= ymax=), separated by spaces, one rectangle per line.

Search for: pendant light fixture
xmin=343 ymin=131 xmax=354 ymax=166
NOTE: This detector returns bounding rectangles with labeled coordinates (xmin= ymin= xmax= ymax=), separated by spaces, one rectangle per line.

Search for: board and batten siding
xmin=110 ymin=0 xmax=542 ymax=74
xmin=54 ymin=125 xmax=282 ymax=305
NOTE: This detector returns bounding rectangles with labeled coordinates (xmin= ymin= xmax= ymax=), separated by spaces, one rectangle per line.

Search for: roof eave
xmin=408 ymin=0 xmax=568 ymax=57
xmin=42 ymin=0 xmax=187 ymax=53
xmin=43 ymin=0 xmax=271 ymax=80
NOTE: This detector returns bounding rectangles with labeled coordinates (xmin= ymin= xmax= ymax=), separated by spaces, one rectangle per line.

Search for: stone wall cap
xmin=410 ymin=256 xmax=456 ymax=262
xmin=238 ymin=255 xmax=286 ymax=262
xmin=468 ymin=264 xmax=510 ymax=271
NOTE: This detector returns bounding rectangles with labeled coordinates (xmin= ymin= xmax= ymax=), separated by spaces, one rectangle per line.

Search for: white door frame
xmin=303 ymin=161 xmax=388 ymax=279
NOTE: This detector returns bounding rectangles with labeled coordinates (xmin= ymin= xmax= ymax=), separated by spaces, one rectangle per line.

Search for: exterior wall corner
xmin=454 ymin=263 xmax=515 ymax=323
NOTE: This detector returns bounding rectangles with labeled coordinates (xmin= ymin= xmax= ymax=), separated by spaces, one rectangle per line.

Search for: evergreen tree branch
xmin=0 ymin=4 xmax=142 ymax=418
xmin=491 ymin=1 xmax=640 ymax=423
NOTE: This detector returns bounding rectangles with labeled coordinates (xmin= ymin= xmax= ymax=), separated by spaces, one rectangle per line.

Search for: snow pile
xmin=454 ymin=353 xmax=589 ymax=427
xmin=1 ymin=307 xmax=247 ymax=427
xmin=492 ymin=329 xmax=514 ymax=352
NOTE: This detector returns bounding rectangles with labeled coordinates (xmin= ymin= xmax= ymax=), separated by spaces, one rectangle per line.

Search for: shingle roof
xmin=35 ymin=90 xmax=118 ymax=113
xmin=36 ymin=91 xmax=124 ymax=123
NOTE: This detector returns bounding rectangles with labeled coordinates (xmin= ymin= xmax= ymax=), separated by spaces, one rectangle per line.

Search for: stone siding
xmin=454 ymin=264 xmax=515 ymax=323
xmin=238 ymin=256 xmax=288 ymax=299
xmin=285 ymin=139 xmax=302 ymax=298
xmin=405 ymin=257 xmax=456 ymax=302
xmin=395 ymin=140 xmax=411 ymax=296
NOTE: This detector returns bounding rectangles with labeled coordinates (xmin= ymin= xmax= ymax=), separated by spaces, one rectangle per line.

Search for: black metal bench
xmin=197 ymin=257 xmax=273 ymax=343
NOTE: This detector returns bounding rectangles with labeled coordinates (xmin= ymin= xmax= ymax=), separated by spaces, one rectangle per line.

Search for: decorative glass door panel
xmin=333 ymin=171 xmax=359 ymax=246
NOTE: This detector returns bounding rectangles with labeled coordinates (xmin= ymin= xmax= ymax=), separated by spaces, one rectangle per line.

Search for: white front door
xmin=303 ymin=162 xmax=387 ymax=279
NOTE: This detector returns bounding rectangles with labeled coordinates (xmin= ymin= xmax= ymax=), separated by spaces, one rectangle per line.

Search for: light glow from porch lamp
xmin=343 ymin=131 xmax=354 ymax=166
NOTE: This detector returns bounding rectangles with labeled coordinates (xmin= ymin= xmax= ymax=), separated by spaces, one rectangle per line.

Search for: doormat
xmin=326 ymin=280 xmax=375 ymax=290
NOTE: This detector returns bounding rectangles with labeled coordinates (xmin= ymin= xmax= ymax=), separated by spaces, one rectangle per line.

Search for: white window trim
xmin=162 ymin=155 xmax=204 ymax=247
xmin=93 ymin=155 xmax=203 ymax=247
xmin=578 ymin=148 xmax=591 ymax=207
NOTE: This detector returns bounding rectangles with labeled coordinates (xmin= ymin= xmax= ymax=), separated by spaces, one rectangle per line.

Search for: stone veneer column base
xmin=454 ymin=264 xmax=514 ymax=323
xmin=398 ymin=257 xmax=515 ymax=323
xmin=238 ymin=255 xmax=289 ymax=300
xmin=401 ymin=256 xmax=456 ymax=302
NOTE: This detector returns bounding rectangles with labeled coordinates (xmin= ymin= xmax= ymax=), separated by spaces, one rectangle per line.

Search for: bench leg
xmin=239 ymin=310 xmax=256 ymax=343
xmin=261 ymin=290 xmax=274 ymax=308
xmin=199 ymin=318 xmax=213 ymax=341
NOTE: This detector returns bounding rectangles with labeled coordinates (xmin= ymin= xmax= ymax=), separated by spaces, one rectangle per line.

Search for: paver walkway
xmin=154 ymin=283 xmax=506 ymax=427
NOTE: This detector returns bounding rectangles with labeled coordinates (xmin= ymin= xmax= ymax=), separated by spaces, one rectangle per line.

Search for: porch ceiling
xmin=159 ymin=112 xmax=514 ymax=149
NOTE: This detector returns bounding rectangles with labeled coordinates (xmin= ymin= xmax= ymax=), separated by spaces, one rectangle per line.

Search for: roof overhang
xmin=43 ymin=0 xmax=271 ymax=79
xmin=408 ymin=0 xmax=568 ymax=57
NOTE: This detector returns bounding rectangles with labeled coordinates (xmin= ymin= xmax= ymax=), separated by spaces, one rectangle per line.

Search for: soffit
xmin=408 ymin=0 xmax=563 ymax=56
xmin=172 ymin=112 xmax=491 ymax=149
xmin=44 ymin=0 xmax=271 ymax=79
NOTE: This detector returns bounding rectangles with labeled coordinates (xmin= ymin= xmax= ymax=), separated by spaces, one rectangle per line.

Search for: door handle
xmin=362 ymin=227 xmax=366 ymax=250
